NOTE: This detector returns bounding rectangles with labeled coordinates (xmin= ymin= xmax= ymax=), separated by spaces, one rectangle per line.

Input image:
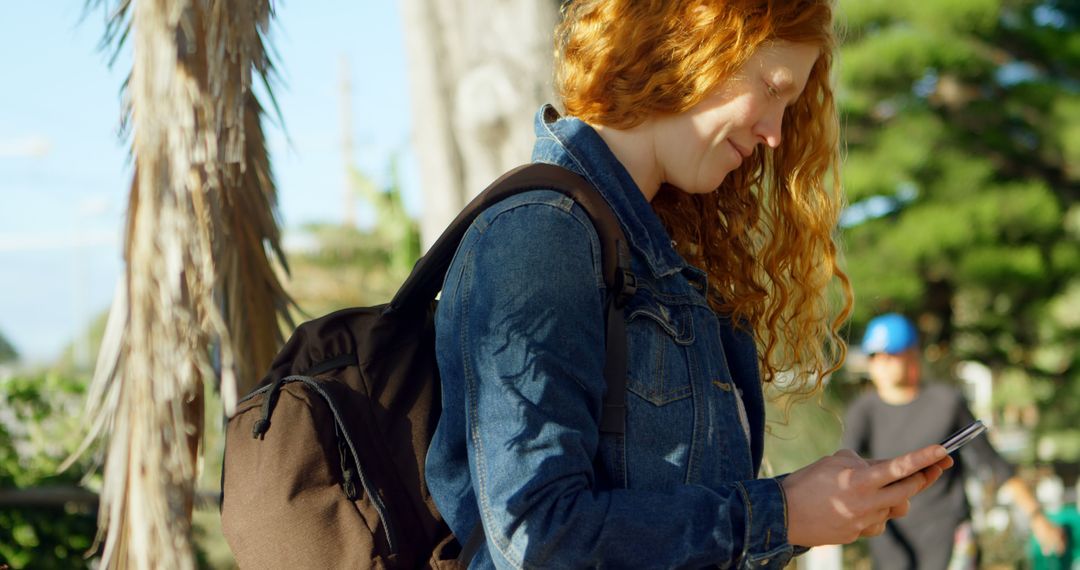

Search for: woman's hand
xmin=781 ymin=445 xmax=953 ymax=547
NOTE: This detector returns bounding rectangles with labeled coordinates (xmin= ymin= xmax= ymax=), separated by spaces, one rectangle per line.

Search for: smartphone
xmin=940 ymin=420 xmax=988 ymax=454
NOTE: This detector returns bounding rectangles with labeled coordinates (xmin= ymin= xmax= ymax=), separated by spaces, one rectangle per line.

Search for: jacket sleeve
xmin=442 ymin=198 xmax=798 ymax=569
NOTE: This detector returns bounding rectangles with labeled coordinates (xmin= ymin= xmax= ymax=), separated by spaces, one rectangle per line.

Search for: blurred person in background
xmin=844 ymin=313 xmax=1066 ymax=569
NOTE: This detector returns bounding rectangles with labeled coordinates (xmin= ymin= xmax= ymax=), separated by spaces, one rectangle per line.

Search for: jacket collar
xmin=531 ymin=104 xmax=687 ymax=279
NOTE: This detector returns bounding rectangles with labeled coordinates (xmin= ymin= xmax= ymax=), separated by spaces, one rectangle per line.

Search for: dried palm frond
xmin=220 ymin=92 xmax=295 ymax=406
xmin=66 ymin=0 xmax=291 ymax=567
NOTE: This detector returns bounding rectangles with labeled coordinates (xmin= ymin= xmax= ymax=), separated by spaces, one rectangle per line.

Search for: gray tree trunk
xmin=400 ymin=0 xmax=560 ymax=249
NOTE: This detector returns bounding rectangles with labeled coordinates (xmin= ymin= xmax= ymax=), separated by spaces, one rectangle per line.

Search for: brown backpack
xmin=220 ymin=163 xmax=636 ymax=568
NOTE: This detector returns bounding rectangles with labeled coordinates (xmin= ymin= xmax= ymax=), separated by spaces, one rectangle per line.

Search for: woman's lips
xmin=729 ymin=140 xmax=751 ymax=160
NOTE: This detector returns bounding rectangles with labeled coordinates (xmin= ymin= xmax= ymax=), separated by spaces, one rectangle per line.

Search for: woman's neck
xmin=590 ymin=121 xmax=663 ymax=202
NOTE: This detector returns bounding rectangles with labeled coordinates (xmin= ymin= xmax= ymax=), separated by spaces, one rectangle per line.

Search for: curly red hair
xmin=555 ymin=0 xmax=853 ymax=394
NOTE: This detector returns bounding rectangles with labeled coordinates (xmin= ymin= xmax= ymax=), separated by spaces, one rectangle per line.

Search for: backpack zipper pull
xmin=337 ymin=428 xmax=360 ymax=500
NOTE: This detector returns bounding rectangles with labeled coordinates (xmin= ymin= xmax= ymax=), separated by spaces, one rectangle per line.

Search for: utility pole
xmin=340 ymin=55 xmax=355 ymax=227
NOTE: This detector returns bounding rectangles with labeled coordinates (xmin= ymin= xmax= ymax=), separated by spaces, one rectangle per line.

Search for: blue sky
xmin=0 ymin=2 xmax=418 ymax=363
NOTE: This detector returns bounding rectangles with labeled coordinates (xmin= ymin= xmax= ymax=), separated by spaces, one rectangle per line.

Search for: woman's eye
xmin=765 ymin=82 xmax=780 ymax=98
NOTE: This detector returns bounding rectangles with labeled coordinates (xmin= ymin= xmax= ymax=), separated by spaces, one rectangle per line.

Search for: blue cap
xmin=861 ymin=313 xmax=918 ymax=355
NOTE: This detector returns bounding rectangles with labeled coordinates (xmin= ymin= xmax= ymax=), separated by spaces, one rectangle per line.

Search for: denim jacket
xmin=426 ymin=105 xmax=801 ymax=569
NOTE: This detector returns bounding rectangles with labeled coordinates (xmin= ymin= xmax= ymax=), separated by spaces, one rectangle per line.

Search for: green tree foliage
xmin=838 ymin=0 xmax=1079 ymax=460
xmin=1 ymin=344 xmax=227 ymax=568
xmin=0 ymin=330 xmax=17 ymax=365
xmin=286 ymin=158 xmax=421 ymax=317
xmin=0 ymin=372 xmax=98 ymax=569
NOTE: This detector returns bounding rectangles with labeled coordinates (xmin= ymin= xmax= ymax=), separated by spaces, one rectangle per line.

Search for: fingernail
xmin=935 ymin=446 xmax=948 ymax=458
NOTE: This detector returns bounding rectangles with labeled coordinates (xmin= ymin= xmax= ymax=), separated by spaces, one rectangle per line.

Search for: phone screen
xmin=940 ymin=420 xmax=987 ymax=454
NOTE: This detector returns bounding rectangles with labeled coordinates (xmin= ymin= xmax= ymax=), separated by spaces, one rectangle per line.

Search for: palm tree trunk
xmin=70 ymin=1 xmax=290 ymax=567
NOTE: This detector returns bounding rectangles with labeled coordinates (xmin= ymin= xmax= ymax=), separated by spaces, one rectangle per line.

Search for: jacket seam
xmin=460 ymin=202 xmax=605 ymax=568
xmin=473 ymin=195 xmax=607 ymax=292
xmin=535 ymin=121 xmax=678 ymax=278
xmin=735 ymin=481 xmax=752 ymax=566
xmin=775 ymin=476 xmax=791 ymax=545
xmin=686 ymin=346 xmax=704 ymax=484
xmin=461 ymin=243 xmax=528 ymax=569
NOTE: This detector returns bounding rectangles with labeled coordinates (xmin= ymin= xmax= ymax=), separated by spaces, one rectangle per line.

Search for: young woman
xmin=426 ymin=1 xmax=953 ymax=567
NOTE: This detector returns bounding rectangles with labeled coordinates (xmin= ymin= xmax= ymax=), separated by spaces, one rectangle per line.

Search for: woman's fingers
xmin=865 ymin=453 xmax=952 ymax=494
xmin=864 ymin=461 xmax=947 ymax=524
xmin=860 ymin=508 xmax=890 ymax=537
xmin=834 ymin=448 xmax=861 ymax=459
xmin=861 ymin=521 xmax=887 ymax=537
xmin=863 ymin=445 xmax=948 ymax=489
xmin=876 ymin=467 xmax=939 ymax=509
xmin=920 ymin=464 xmax=944 ymax=491
xmin=860 ymin=456 xmax=948 ymax=518
xmin=888 ymin=499 xmax=910 ymax=519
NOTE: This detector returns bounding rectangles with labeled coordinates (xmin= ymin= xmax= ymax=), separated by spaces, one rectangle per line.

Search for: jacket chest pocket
xmin=624 ymin=299 xmax=696 ymax=406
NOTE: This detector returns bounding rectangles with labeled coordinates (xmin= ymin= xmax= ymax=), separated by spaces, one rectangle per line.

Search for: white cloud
xmin=0 ymin=135 xmax=52 ymax=158
xmin=0 ymin=229 xmax=118 ymax=252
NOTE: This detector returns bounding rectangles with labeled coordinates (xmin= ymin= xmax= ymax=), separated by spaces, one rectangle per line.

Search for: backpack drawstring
xmin=252 ymin=375 xmax=301 ymax=438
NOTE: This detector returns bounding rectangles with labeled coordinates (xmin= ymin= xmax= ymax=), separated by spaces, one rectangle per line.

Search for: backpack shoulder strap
xmin=388 ymin=162 xmax=634 ymax=314
xmin=388 ymin=162 xmax=633 ymax=435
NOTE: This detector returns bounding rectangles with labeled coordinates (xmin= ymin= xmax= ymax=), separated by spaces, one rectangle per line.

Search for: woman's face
xmin=653 ymin=41 xmax=819 ymax=195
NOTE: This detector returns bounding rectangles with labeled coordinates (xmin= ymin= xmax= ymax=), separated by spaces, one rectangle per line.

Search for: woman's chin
xmin=691 ymin=175 xmax=729 ymax=195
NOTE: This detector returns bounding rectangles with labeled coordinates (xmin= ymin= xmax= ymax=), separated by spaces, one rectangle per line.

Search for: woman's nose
xmin=753 ymin=106 xmax=785 ymax=149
